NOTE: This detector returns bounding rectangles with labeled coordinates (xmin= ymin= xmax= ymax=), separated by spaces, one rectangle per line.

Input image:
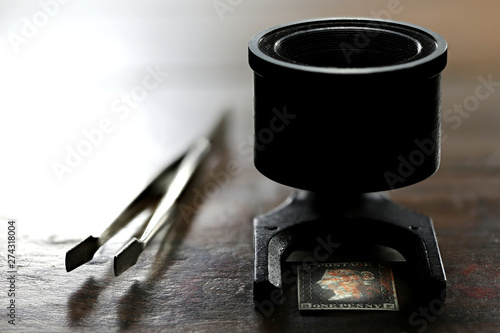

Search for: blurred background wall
xmin=0 ymin=1 xmax=499 ymax=235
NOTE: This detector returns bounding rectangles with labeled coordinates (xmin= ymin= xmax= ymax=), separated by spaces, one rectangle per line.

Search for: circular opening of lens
xmin=274 ymin=28 xmax=421 ymax=68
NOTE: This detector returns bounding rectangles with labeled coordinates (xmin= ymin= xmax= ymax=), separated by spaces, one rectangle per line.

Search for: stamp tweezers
xmin=65 ymin=136 xmax=211 ymax=276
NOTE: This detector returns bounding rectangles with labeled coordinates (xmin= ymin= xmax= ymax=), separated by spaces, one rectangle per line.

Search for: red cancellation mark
xmin=298 ymin=262 xmax=399 ymax=311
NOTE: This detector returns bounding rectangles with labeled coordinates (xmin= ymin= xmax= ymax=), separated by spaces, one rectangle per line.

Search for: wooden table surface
xmin=1 ymin=1 xmax=500 ymax=332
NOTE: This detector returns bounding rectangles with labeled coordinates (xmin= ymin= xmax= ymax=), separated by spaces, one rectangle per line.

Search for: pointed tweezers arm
xmin=142 ymin=137 xmax=210 ymax=244
xmin=64 ymin=157 xmax=181 ymax=272
xmin=113 ymin=137 xmax=211 ymax=276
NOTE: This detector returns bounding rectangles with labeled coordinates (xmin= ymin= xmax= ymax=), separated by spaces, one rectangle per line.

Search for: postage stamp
xmin=297 ymin=262 xmax=399 ymax=311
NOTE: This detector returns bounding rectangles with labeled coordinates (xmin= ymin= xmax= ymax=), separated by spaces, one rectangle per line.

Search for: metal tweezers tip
xmin=65 ymin=236 xmax=100 ymax=272
xmin=113 ymin=238 xmax=145 ymax=276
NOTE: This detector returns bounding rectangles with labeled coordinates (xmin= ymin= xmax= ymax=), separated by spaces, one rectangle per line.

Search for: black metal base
xmin=253 ymin=190 xmax=446 ymax=308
